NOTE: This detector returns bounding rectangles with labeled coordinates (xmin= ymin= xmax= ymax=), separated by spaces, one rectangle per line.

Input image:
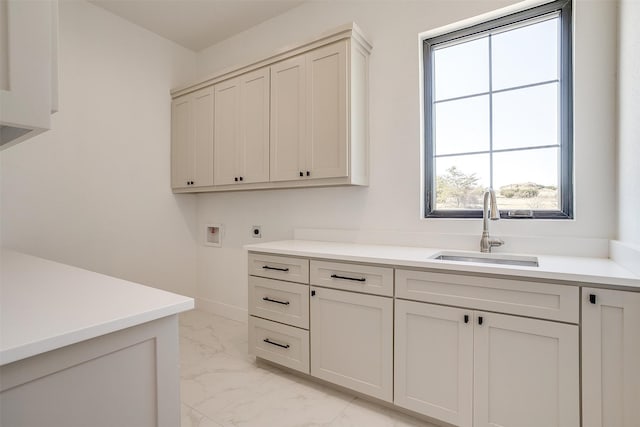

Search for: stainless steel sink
xmin=431 ymin=252 xmax=539 ymax=267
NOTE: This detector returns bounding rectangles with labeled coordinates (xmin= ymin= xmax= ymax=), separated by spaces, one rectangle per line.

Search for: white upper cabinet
xmin=214 ymin=68 xmax=270 ymax=186
xmin=240 ymin=69 xmax=270 ymax=183
xmin=192 ymin=88 xmax=215 ymax=187
xmin=171 ymin=87 xmax=214 ymax=189
xmin=213 ymin=78 xmax=240 ymax=186
xmin=1 ymin=0 xmax=58 ymax=149
xmin=306 ymin=41 xmax=348 ymax=179
xmin=270 ymin=56 xmax=307 ymax=182
xmin=171 ymin=96 xmax=191 ymax=189
xmin=270 ymin=41 xmax=348 ymax=181
xmin=170 ymin=23 xmax=371 ymax=193
xmin=582 ymin=288 xmax=640 ymax=427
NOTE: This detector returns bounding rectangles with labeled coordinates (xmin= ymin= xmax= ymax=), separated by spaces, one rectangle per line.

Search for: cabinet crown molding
xmin=170 ymin=22 xmax=372 ymax=99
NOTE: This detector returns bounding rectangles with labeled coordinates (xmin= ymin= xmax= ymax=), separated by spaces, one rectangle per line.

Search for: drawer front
xmin=395 ymin=269 xmax=579 ymax=323
xmin=310 ymin=260 xmax=394 ymax=296
xmin=248 ymin=316 xmax=309 ymax=374
xmin=248 ymin=253 xmax=309 ymax=283
xmin=249 ymin=276 xmax=309 ymax=329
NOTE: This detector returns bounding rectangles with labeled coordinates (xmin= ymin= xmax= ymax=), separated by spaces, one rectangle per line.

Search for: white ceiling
xmin=89 ymin=0 xmax=306 ymax=51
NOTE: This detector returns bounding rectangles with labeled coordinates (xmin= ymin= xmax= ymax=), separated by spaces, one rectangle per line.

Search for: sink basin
xmin=431 ymin=251 xmax=539 ymax=267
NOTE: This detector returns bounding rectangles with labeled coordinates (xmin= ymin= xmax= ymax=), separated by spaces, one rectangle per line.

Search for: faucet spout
xmin=480 ymin=189 xmax=504 ymax=253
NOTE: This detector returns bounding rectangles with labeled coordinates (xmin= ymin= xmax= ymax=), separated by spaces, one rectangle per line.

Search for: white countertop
xmin=0 ymin=250 xmax=194 ymax=366
xmin=245 ymin=240 xmax=640 ymax=290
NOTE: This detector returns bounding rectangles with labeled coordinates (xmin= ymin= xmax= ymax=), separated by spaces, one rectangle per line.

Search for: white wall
xmin=194 ymin=0 xmax=620 ymax=319
xmin=617 ymin=0 xmax=640 ymax=246
xmin=0 ymin=0 xmax=199 ymax=296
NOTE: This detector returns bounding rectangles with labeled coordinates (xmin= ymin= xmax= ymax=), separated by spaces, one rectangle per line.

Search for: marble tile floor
xmin=179 ymin=309 xmax=437 ymax=427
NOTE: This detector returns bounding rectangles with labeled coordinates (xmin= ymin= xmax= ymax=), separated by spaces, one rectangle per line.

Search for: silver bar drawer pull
xmin=263 ymin=338 xmax=290 ymax=349
xmin=262 ymin=296 xmax=290 ymax=305
xmin=262 ymin=265 xmax=290 ymax=272
xmin=330 ymin=274 xmax=366 ymax=282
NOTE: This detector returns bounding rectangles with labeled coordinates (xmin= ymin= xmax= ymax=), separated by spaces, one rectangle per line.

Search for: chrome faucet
xmin=480 ymin=189 xmax=504 ymax=253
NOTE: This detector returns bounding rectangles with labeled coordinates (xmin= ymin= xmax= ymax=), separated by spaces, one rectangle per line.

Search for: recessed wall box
xmin=205 ymin=224 xmax=223 ymax=247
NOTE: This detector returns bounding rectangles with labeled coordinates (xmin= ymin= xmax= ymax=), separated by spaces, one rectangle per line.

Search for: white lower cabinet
xmin=249 ymin=316 xmax=310 ymax=374
xmin=394 ymin=300 xmax=473 ymax=427
xmin=246 ymin=251 xmax=637 ymax=427
xmin=310 ymin=286 xmax=393 ymax=402
xmin=395 ymin=300 xmax=579 ymax=427
xmin=473 ymin=311 xmax=579 ymax=427
xmin=248 ymin=276 xmax=309 ymax=329
xmin=582 ymin=288 xmax=640 ymax=427
xmin=248 ymin=253 xmax=311 ymax=374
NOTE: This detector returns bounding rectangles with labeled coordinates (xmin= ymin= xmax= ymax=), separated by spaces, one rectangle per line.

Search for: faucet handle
xmin=489 ymin=237 xmax=504 ymax=248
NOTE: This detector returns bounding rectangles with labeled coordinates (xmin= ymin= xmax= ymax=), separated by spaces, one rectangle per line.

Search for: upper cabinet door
xmin=270 ymin=56 xmax=306 ymax=182
xmin=214 ymin=78 xmax=241 ymax=186
xmin=306 ymin=41 xmax=348 ymax=179
xmin=192 ymin=87 xmax=214 ymax=187
xmin=171 ymin=96 xmax=192 ymax=189
xmin=171 ymin=88 xmax=214 ymax=189
xmin=239 ymin=68 xmax=270 ymax=184
xmin=1 ymin=0 xmax=58 ymax=149
xmin=582 ymin=288 xmax=640 ymax=427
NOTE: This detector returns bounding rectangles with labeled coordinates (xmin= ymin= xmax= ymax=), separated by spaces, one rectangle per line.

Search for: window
xmin=424 ymin=0 xmax=572 ymax=219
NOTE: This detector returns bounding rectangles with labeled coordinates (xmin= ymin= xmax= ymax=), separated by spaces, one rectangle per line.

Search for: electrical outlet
xmin=251 ymin=226 xmax=262 ymax=238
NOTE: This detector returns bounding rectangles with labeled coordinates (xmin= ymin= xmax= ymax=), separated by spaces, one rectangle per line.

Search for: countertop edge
xmin=0 ymin=299 xmax=194 ymax=366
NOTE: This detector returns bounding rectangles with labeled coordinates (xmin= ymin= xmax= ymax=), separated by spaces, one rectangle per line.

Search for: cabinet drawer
xmin=248 ymin=253 xmax=309 ymax=283
xmin=249 ymin=276 xmax=309 ymax=329
xmin=248 ymin=316 xmax=309 ymax=374
xmin=310 ymin=260 xmax=393 ymax=296
xmin=395 ymin=269 xmax=579 ymax=323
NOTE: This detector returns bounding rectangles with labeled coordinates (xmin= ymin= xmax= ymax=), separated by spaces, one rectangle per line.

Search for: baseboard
xmin=610 ymin=240 xmax=640 ymax=276
xmin=195 ymin=298 xmax=247 ymax=323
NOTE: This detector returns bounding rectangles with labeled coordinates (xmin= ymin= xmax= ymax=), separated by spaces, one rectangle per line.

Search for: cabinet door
xmin=214 ymin=78 xmax=241 ymax=185
xmin=171 ymin=96 xmax=192 ymax=189
xmin=310 ymin=286 xmax=393 ymax=402
xmin=394 ymin=300 xmax=473 ymax=427
xmin=474 ymin=312 xmax=579 ymax=427
xmin=582 ymin=288 xmax=640 ymax=427
xmin=239 ymin=68 xmax=270 ymax=183
xmin=306 ymin=41 xmax=348 ymax=179
xmin=270 ymin=56 xmax=306 ymax=182
xmin=0 ymin=0 xmax=56 ymax=147
xmin=192 ymin=87 xmax=214 ymax=187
